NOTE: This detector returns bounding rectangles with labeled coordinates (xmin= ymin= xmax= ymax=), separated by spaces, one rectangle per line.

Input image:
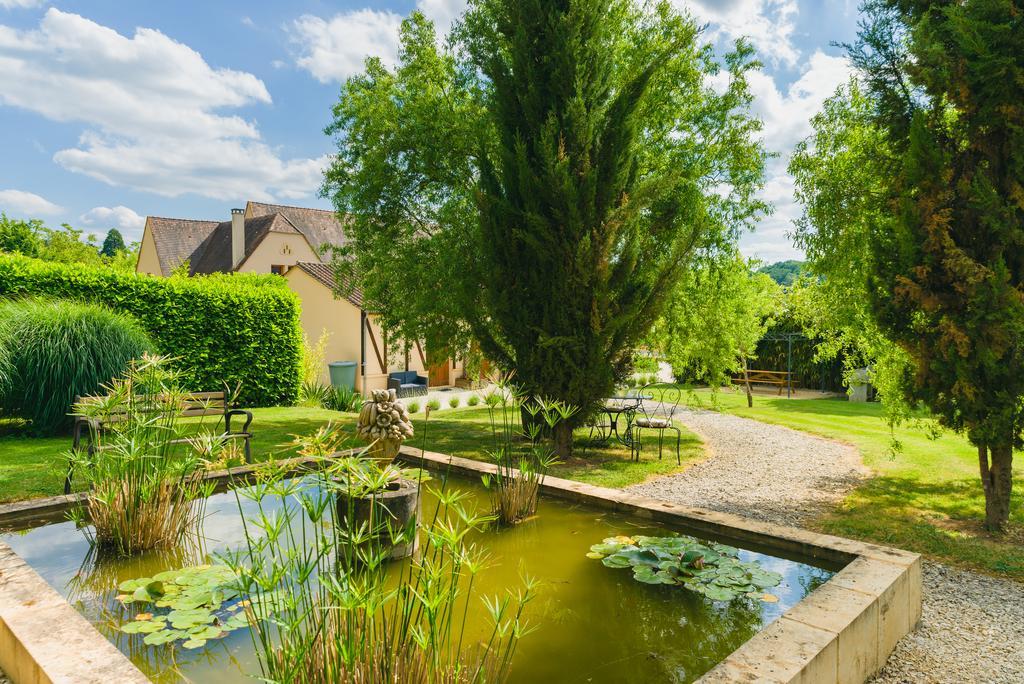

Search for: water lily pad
xmin=589 ymin=534 xmax=782 ymax=602
xmin=182 ymin=638 xmax=207 ymax=649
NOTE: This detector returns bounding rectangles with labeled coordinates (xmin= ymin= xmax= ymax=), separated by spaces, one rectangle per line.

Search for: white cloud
xmin=290 ymin=1 xmax=468 ymax=83
xmin=738 ymin=51 xmax=853 ymax=262
xmin=0 ymin=188 xmax=62 ymax=216
xmin=241 ymin=16 xmax=255 ymax=28
xmin=290 ymin=10 xmax=404 ymax=84
xmin=79 ymin=205 xmax=145 ymax=240
xmin=747 ymin=51 xmax=853 ymax=151
xmin=0 ymin=9 xmax=325 ymax=200
xmin=680 ymin=0 xmax=799 ymax=67
xmin=0 ymin=0 xmax=45 ymax=10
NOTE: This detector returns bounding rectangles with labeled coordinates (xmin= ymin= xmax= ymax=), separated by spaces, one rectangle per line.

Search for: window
xmin=270 ymin=265 xmax=285 ymax=275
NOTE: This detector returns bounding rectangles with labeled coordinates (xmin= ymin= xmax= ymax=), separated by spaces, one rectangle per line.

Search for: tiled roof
xmin=190 ymin=213 xmax=299 ymax=275
xmin=146 ymin=217 xmax=219 ymax=276
xmin=247 ymin=202 xmax=347 ymax=256
xmin=291 ymin=261 xmax=364 ymax=308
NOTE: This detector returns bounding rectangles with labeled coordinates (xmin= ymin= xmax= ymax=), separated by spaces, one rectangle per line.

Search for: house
xmin=136 ymin=201 xmax=463 ymax=393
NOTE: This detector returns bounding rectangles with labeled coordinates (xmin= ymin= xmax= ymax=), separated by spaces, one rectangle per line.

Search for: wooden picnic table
xmin=730 ymin=370 xmax=798 ymax=396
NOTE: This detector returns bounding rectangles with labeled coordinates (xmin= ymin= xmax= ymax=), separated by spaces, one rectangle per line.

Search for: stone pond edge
xmin=0 ymin=450 xmax=921 ymax=684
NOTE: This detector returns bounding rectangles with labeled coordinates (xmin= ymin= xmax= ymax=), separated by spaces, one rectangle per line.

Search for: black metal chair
xmin=629 ymin=383 xmax=683 ymax=465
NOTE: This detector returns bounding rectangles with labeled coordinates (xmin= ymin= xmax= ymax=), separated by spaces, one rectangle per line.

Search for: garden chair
xmin=629 ymin=383 xmax=684 ymax=465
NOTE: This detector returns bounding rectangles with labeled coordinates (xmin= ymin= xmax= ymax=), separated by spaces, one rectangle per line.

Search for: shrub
xmin=448 ymin=395 xmax=461 ymax=409
xmin=0 ymin=254 xmax=302 ymax=406
xmin=325 ymin=385 xmax=364 ymax=413
xmin=0 ymin=298 xmax=153 ymax=433
xmin=406 ymin=400 xmax=420 ymax=413
xmin=467 ymin=394 xmax=480 ymax=407
xmin=298 ymin=380 xmax=333 ymax=408
xmin=426 ymin=398 xmax=441 ymax=412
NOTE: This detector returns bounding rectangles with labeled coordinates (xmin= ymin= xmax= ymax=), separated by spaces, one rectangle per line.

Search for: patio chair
xmin=629 ymin=383 xmax=684 ymax=465
xmin=387 ymin=371 xmax=428 ymax=398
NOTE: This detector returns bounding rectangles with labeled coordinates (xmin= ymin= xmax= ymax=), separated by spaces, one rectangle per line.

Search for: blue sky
xmin=0 ymin=0 xmax=860 ymax=261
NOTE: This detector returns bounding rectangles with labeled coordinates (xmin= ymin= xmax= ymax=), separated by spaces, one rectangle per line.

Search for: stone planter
xmin=335 ymin=478 xmax=421 ymax=560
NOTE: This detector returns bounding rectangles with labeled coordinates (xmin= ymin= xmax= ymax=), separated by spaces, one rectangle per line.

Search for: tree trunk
xmin=743 ymin=358 xmax=753 ymax=408
xmin=978 ymin=443 xmax=1013 ymax=532
xmin=553 ymin=420 xmax=573 ymax=461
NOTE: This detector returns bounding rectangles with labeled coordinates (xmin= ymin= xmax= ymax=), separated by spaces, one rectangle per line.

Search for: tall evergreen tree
xmin=324 ymin=2 xmax=768 ymax=457
xmin=100 ymin=228 xmax=127 ymax=257
xmin=854 ymin=0 xmax=1024 ymax=530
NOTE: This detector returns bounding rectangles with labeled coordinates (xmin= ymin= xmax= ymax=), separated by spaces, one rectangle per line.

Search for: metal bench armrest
xmin=225 ymin=408 xmax=253 ymax=434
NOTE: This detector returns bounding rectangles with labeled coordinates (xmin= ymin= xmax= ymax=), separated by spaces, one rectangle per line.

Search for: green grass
xmin=689 ymin=387 xmax=1024 ymax=579
xmin=417 ymin=405 xmax=703 ymax=489
xmin=0 ymin=405 xmax=703 ymax=503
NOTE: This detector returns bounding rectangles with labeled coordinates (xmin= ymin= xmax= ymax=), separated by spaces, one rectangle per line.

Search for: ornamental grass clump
xmin=480 ymin=379 xmax=577 ymax=525
xmin=0 ymin=298 xmax=152 ymax=433
xmin=220 ymin=454 xmax=536 ymax=683
xmin=69 ymin=354 xmax=221 ymax=556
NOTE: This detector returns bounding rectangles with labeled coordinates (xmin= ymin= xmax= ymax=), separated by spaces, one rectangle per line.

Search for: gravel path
xmin=625 ymin=407 xmax=1024 ymax=683
xmin=626 ymin=407 xmax=867 ymax=527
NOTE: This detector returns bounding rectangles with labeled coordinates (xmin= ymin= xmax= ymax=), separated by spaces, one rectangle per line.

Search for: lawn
xmin=0 ymin=404 xmax=703 ymax=504
xmin=688 ymin=387 xmax=1024 ymax=579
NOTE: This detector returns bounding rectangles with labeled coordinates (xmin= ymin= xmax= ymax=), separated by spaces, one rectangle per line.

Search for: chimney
xmin=231 ymin=208 xmax=245 ymax=270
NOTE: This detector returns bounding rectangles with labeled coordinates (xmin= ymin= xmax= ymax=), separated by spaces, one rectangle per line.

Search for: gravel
xmin=626 ymin=407 xmax=868 ymax=527
xmin=873 ymin=561 xmax=1024 ymax=683
xmin=625 ymin=406 xmax=1024 ymax=683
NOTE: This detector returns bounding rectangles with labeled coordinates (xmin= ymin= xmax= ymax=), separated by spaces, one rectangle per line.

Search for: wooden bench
xmin=730 ymin=370 xmax=798 ymax=396
xmin=65 ymin=390 xmax=253 ymax=494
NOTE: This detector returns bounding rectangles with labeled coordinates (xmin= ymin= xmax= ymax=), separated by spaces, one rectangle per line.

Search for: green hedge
xmin=0 ymin=254 xmax=302 ymax=406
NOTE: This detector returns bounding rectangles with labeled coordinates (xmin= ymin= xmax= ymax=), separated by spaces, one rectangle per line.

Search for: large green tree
xmin=100 ymin=228 xmax=127 ymax=258
xmin=846 ymin=0 xmax=1023 ymax=531
xmin=789 ymin=81 xmax=912 ymax=411
xmin=323 ymin=1 xmax=768 ymax=455
xmin=649 ymin=252 xmax=780 ymax=406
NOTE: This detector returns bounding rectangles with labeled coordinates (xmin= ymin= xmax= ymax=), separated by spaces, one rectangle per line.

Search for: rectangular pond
xmin=0 ymin=472 xmax=837 ymax=683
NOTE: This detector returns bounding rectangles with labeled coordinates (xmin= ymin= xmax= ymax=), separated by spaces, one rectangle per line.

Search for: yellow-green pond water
xmin=1 ymin=474 xmax=834 ymax=683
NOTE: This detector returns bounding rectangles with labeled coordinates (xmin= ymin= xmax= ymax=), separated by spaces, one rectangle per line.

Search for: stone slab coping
xmin=0 ymin=448 xmax=921 ymax=684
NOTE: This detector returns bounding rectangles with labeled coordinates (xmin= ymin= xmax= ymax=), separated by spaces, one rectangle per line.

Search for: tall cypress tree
xmin=466 ymin=0 xmax=704 ymax=454
xmin=323 ymin=3 xmax=768 ymax=459
xmin=854 ymin=0 xmax=1024 ymax=530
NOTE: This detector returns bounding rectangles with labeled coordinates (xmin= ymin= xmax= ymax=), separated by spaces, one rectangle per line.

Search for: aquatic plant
xmin=115 ymin=565 xmax=253 ymax=649
xmin=218 ymin=459 xmax=536 ymax=683
xmin=587 ymin=535 xmax=782 ymax=602
xmin=480 ymin=379 xmax=576 ymax=525
xmin=68 ymin=355 xmax=221 ymax=555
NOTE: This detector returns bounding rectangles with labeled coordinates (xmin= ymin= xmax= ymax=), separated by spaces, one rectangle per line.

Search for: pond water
xmin=1 ymin=474 xmax=835 ymax=683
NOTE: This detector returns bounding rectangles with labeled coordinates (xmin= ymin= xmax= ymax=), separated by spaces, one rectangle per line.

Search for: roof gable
xmin=246 ymin=202 xmax=347 ymax=256
xmin=146 ymin=217 xmax=219 ymax=276
xmin=289 ymin=261 xmax=363 ymax=308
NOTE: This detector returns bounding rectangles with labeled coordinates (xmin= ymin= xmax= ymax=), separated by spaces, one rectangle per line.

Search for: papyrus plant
xmin=69 ymin=354 xmax=219 ymax=555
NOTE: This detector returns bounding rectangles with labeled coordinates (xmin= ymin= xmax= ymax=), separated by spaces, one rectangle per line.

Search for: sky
xmin=0 ymin=0 xmax=861 ymax=262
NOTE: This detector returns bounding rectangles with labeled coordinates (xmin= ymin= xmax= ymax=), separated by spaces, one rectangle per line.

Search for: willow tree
xmin=844 ymin=0 xmax=1024 ymax=531
xmin=324 ymin=1 xmax=767 ymax=456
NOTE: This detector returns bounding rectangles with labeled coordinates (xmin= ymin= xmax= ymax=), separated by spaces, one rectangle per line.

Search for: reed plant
xmin=480 ymin=379 xmax=577 ymax=525
xmin=220 ymin=447 xmax=536 ymax=683
xmin=69 ymin=354 xmax=220 ymax=555
xmin=0 ymin=297 xmax=152 ymax=433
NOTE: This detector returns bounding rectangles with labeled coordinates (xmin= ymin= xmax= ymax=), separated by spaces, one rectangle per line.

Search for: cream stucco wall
xmin=285 ymin=267 xmax=363 ymax=387
xmin=238 ymin=232 xmax=320 ymax=274
xmin=135 ymin=222 xmax=163 ymax=275
xmin=285 ymin=267 xmax=463 ymax=393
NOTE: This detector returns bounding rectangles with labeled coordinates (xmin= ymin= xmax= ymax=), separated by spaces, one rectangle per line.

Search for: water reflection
xmin=3 ymin=475 xmax=834 ymax=684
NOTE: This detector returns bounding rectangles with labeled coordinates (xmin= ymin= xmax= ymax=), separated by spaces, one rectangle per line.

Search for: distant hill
xmin=758 ymin=260 xmax=805 ymax=286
